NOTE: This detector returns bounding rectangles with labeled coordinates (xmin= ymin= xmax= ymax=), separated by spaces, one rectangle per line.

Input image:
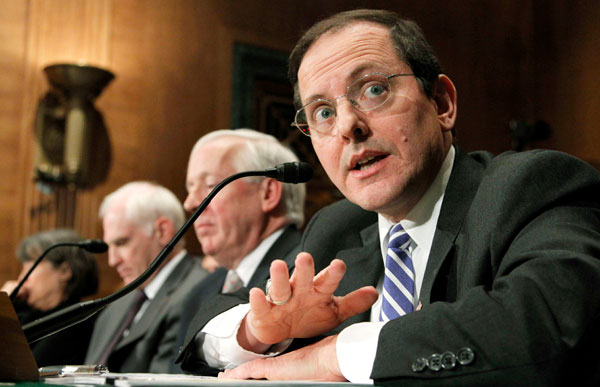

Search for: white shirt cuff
xmin=337 ymin=321 xmax=386 ymax=384
xmin=198 ymin=303 xmax=292 ymax=369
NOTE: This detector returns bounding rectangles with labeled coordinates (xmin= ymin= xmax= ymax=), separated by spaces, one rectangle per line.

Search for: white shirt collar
xmin=233 ymin=228 xmax=285 ymax=286
xmin=378 ymin=145 xmax=455 ymax=257
xmin=143 ymin=249 xmax=187 ymax=300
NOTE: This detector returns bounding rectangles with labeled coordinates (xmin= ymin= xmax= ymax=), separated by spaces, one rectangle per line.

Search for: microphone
xmin=264 ymin=161 xmax=314 ymax=184
xmin=10 ymin=239 xmax=108 ymax=302
xmin=23 ymin=162 xmax=313 ymax=344
xmin=78 ymin=239 xmax=110 ymax=254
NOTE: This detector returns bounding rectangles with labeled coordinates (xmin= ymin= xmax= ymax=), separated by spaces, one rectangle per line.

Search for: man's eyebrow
xmin=301 ymin=92 xmax=327 ymax=106
xmin=348 ymin=64 xmax=375 ymax=80
xmin=111 ymin=237 xmax=128 ymax=246
xmin=186 ymin=172 xmax=209 ymax=188
xmin=301 ymin=64 xmax=379 ymax=105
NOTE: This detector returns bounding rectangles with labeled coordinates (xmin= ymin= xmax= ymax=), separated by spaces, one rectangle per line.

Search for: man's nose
xmin=107 ymin=247 xmax=120 ymax=267
xmin=184 ymin=192 xmax=200 ymax=213
xmin=335 ymin=100 xmax=370 ymax=140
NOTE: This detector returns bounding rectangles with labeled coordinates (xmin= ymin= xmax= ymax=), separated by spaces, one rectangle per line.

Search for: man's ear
xmin=154 ymin=216 xmax=176 ymax=245
xmin=259 ymin=178 xmax=283 ymax=213
xmin=433 ymin=74 xmax=457 ymax=133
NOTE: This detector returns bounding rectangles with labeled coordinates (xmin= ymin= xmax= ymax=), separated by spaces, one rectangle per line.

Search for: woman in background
xmin=1 ymin=229 xmax=99 ymax=366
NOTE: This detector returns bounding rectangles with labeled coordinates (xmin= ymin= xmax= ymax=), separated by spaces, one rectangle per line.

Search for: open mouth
xmin=352 ymin=155 xmax=387 ymax=171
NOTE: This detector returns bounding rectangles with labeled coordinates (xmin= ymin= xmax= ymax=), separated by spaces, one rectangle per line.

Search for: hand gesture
xmin=238 ymin=252 xmax=378 ymax=351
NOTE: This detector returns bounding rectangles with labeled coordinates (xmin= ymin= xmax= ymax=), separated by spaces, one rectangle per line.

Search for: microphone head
xmin=274 ymin=162 xmax=314 ymax=183
xmin=79 ymin=239 xmax=109 ymax=253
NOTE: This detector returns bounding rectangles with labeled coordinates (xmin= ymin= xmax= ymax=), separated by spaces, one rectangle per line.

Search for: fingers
xmin=268 ymin=254 xmax=345 ymax=299
xmin=335 ymin=286 xmax=379 ymax=321
xmin=248 ymin=287 xmax=271 ymax=317
xmin=267 ymin=259 xmax=291 ymax=304
xmin=312 ymin=258 xmax=346 ymax=295
xmin=290 ymin=253 xmax=316 ymax=292
xmin=219 ymin=357 xmax=272 ymax=380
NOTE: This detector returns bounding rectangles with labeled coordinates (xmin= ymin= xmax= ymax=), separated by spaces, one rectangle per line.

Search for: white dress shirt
xmin=234 ymin=228 xmax=284 ymax=287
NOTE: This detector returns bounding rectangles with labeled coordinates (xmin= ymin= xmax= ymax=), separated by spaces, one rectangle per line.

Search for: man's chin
xmin=346 ymin=193 xmax=388 ymax=212
xmin=198 ymin=240 xmax=217 ymax=256
xmin=346 ymin=181 xmax=407 ymax=213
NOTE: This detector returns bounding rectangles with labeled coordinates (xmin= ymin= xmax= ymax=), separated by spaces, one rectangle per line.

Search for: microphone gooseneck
xmin=9 ymin=240 xmax=108 ymax=302
xmin=23 ymin=162 xmax=313 ymax=344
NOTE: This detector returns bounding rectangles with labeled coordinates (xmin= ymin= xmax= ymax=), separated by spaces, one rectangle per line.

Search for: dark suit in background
xmin=85 ymin=254 xmax=207 ymax=373
xmin=15 ymin=299 xmax=96 ymax=366
xmin=179 ymin=147 xmax=600 ymax=385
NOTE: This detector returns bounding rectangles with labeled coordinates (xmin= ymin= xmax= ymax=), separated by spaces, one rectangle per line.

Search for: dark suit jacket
xmin=84 ymin=253 xmax=208 ymax=373
xmin=175 ymin=225 xmax=301 ymax=373
xmin=16 ymin=299 xmax=96 ymax=366
xmin=180 ymin=148 xmax=600 ymax=385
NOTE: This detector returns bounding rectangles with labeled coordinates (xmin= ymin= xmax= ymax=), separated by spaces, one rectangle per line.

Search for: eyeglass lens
xmin=294 ymin=73 xmax=407 ymax=136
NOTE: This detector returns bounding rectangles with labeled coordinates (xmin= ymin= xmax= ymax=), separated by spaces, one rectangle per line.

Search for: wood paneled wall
xmin=1 ymin=0 xmax=599 ymax=296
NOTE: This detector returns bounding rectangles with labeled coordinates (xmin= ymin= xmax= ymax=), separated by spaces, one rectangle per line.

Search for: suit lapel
xmin=420 ymin=148 xmax=485 ymax=305
xmin=248 ymin=226 xmax=301 ymax=288
xmin=179 ymin=268 xmax=227 ymax=349
xmin=335 ymin=222 xmax=382 ymax=295
xmin=332 ymin=222 xmax=382 ymax=331
xmin=210 ymin=268 xmax=228 ymax=295
xmin=116 ymin=255 xmax=192 ymax=349
xmin=89 ymin=292 xmax=137 ymax=362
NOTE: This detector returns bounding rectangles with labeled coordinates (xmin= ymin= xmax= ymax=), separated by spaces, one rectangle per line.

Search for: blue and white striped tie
xmin=379 ymin=223 xmax=415 ymax=321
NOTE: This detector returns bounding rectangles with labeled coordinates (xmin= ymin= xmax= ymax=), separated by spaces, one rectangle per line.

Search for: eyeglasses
xmin=292 ymin=72 xmax=415 ymax=137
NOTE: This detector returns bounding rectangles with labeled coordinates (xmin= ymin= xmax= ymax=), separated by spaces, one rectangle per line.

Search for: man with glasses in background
xmin=180 ymin=9 xmax=600 ymax=385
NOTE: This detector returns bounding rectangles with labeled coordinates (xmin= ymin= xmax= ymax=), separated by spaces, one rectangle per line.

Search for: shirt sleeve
xmin=196 ymin=303 xmax=292 ymax=369
xmin=337 ymin=321 xmax=387 ymax=384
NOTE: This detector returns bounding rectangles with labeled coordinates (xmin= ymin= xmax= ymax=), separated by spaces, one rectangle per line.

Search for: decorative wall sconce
xmin=34 ymin=63 xmax=114 ymax=189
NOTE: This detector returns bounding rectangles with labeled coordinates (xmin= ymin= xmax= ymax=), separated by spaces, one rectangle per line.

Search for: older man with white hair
xmin=85 ymin=181 xmax=208 ymax=373
xmin=173 ymin=129 xmax=306 ymax=372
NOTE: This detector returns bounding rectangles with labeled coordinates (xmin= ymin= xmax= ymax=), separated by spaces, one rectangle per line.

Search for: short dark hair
xmin=17 ymin=229 xmax=99 ymax=301
xmin=288 ymin=9 xmax=443 ymax=108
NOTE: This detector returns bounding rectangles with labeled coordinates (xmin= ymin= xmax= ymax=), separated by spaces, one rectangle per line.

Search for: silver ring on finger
xmin=265 ymin=278 xmax=291 ymax=305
